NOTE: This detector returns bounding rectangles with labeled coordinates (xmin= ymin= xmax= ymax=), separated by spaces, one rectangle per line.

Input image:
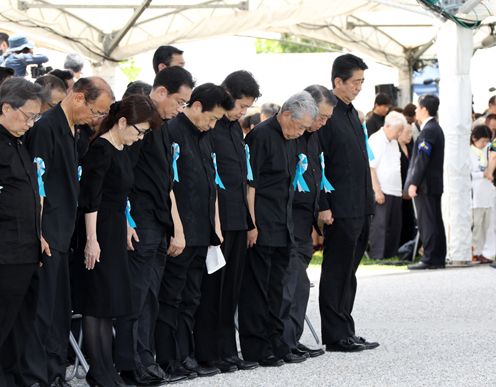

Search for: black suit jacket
xmin=405 ymin=118 xmax=444 ymax=195
xmin=318 ymin=98 xmax=374 ymax=219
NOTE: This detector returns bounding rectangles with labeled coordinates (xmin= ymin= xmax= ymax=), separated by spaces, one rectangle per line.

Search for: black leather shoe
xmin=283 ymin=352 xmax=307 ymax=363
xmin=353 ymin=336 xmax=380 ymax=350
xmin=120 ymin=368 xmax=160 ymax=386
xmin=181 ymin=356 xmax=221 ymax=377
xmin=326 ymin=337 xmax=365 ymax=352
xmin=223 ymin=355 xmax=259 ymax=370
xmin=145 ymin=363 xmax=166 ymax=380
xmin=259 ymin=355 xmax=284 ymax=367
xmin=408 ymin=262 xmax=445 ymax=270
xmin=296 ymin=343 xmax=325 ymax=358
xmin=171 ymin=364 xmax=198 ymax=380
xmin=291 ymin=348 xmax=310 ymax=358
xmin=204 ymin=360 xmax=237 ymax=373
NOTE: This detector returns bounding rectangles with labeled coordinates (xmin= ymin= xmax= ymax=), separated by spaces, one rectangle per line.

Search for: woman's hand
xmin=84 ymin=238 xmax=101 ymax=270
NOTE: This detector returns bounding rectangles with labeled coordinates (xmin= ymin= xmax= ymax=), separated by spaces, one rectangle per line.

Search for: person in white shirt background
xmin=470 ymin=124 xmax=495 ymax=264
xmin=368 ymin=111 xmax=408 ymax=259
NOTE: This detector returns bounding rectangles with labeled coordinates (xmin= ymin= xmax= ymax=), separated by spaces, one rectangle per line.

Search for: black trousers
xmin=155 ymin=246 xmax=207 ymax=365
xmin=194 ymin=230 xmax=247 ymax=362
xmin=18 ymin=250 xmax=72 ymax=386
xmin=238 ymin=244 xmax=290 ymax=361
xmin=0 ymin=263 xmax=39 ymax=387
xmin=416 ymin=194 xmax=446 ymax=265
xmin=320 ymin=216 xmax=370 ymax=345
xmin=115 ymin=227 xmax=168 ymax=370
xmin=368 ymin=194 xmax=402 ymax=259
xmin=280 ymin=242 xmax=312 ymax=350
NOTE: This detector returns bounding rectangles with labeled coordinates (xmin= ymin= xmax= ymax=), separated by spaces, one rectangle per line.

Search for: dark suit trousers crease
xmin=280 ymin=242 xmax=312 ymax=350
xmin=238 ymin=244 xmax=290 ymax=361
xmin=17 ymin=250 xmax=72 ymax=386
xmin=368 ymin=194 xmax=402 ymax=259
xmin=415 ymin=194 xmax=446 ymax=265
xmin=155 ymin=246 xmax=207 ymax=365
xmin=319 ymin=217 xmax=370 ymax=345
xmin=115 ymin=227 xmax=167 ymax=370
xmin=0 ymin=264 xmax=39 ymax=387
xmin=194 ymin=231 xmax=247 ymax=361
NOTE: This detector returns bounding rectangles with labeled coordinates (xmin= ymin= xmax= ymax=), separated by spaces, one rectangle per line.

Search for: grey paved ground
xmin=70 ymin=265 xmax=496 ymax=387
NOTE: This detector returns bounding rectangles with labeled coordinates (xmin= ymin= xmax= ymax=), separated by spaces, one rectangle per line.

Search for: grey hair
xmin=384 ymin=110 xmax=407 ymax=128
xmin=260 ymin=102 xmax=280 ymax=117
xmin=64 ymin=53 xmax=85 ymax=73
xmin=0 ymin=77 xmax=47 ymax=113
xmin=280 ymin=91 xmax=319 ymax=120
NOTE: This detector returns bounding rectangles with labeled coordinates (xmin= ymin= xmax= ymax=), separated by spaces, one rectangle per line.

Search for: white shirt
xmin=470 ymin=145 xmax=495 ymax=209
xmin=368 ymin=128 xmax=402 ymax=197
xmin=420 ymin=116 xmax=434 ymax=131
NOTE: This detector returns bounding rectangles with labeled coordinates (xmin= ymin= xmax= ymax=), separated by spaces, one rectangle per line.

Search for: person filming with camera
xmin=2 ymin=34 xmax=49 ymax=77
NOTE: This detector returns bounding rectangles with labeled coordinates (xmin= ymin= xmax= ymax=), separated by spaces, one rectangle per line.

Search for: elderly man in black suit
xmin=406 ymin=95 xmax=446 ymax=269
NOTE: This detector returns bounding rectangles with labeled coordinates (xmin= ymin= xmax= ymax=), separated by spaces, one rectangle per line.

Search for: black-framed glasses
xmin=132 ymin=124 xmax=151 ymax=136
xmin=85 ymin=102 xmax=108 ymax=118
xmin=18 ymin=108 xmax=41 ymax=124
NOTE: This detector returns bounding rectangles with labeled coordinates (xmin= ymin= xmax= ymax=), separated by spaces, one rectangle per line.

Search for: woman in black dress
xmin=398 ymin=123 xmax=416 ymax=246
xmin=79 ymin=95 xmax=160 ymax=386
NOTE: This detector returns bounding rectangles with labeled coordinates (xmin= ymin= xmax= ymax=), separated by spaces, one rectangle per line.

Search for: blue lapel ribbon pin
xmin=125 ymin=198 xmax=137 ymax=229
xmin=33 ymin=157 xmax=46 ymax=197
xmin=293 ymin=153 xmax=310 ymax=192
xmin=362 ymin=123 xmax=375 ymax=161
xmin=211 ymin=152 xmax=225 ymax=189
xmin=319 ymin=152 xmax=334 ymax=193
xmin=245 ymin=143 xmax=254 ymax=181
xmin=171 ymin=142 xmax=180 ymax=182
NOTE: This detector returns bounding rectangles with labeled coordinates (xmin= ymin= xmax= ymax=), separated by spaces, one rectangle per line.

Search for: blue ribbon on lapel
xmin=33 ymin=157 xmax=46 ymax=197
xmin=319 ymin=152 xmax=334 ymax=193
xmin=211 ymin=152 xmax=225 ymax=189
xmin=245 ymin=143 xmax=254 ymax=181
xmin=362 ymin=123 xmax=375 ymax=161
xmin=171 ymin=142 xmax=180 ymax=182
xmin=125 ymin=198 xmax=136 ymax=228
xmin=77 ymin=166 xmax=82 ymax=182
xmin=293 ymin=153 xmax=310 ymax=192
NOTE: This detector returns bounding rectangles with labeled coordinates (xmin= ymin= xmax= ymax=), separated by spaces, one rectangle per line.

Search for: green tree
xmin=255 ymin=33 xmax=340 ymax=54
xmin=119 ymin=58 xmax=141 ymax=82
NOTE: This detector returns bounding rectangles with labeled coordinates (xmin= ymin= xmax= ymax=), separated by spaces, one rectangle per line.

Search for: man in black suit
xmin=406 ymin=95 xmax=446 ymax=269
xmin=318 ymin=54 xmax=378 ymax=352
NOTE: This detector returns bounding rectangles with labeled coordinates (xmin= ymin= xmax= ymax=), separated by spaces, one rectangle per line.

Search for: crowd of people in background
xmin=0 ymin=29 xmax=495 ymax=387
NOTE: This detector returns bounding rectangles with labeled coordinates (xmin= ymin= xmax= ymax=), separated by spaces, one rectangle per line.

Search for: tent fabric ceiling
xmin=0 ymin=0 xmax=494 ymax=67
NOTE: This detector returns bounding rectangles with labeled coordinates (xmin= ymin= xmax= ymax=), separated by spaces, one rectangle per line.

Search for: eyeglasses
xmin=18 ymin=108 xmax=41 ymax=124
xmin=131 ymin=124 xmax=151 ymax=136
xmin=318 ymin=113 xmax=332 ymax=122
xmin=178 ymin=101 xmax=188 ymax=109
xmin=86 ymin=102 xmax=108 ymax=118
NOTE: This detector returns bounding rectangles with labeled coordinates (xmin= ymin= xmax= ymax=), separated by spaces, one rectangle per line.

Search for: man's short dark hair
xmin=374 ymin=93 xmax=392 ymax=106
xmin=35 ymin=74 xmax=67 ymax=93
xmin=153 ymin=66 xmax=195 ymax=94
xmin=123 ymin=80 xmax=152 ymax=99
xmin=0 ymin=67 xmax=14 ymax=85
xmin=418 ymin=94 xmax=440 ymax=117
xmin=0 ymin=32 xmax=9 ymax=45
xmin=485 ymin=114 xmax=496 ymax=124
xmin=221 ymin=70 xmax=261 ymax=100
xmin=489 ymin=95 xmax=496 ymax=106
xmin=0 ymin=77 xmax=47 ymax=112
xmin=403 ymin=103 xmax=416 ymax=118
xmin=304 ymin=84 xmax=338 ymax=107
xmin=152 ymin=45 xmax=183 ymax=73
xmin=189 ymin=83 xmax=234 ymax=112
xmin=49 ymin=69 xmax=73 ymax=89
xmin=72 ymin=77 xmax=114 ymax=103
xmin=331 ymin=54 xmax=368 ymax=87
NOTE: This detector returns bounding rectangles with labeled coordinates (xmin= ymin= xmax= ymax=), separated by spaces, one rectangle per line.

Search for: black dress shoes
xmin=204 ymin=360 xmax=237 ymax=373
xmin=408 ymin=262 xmax=445 ymax=270
xmin=145 ymin=363 xmax=187 ymax=384
xmin=296 ymin=343 xmax=325 ymax=358
xmin=326 ymin=337 xmax=365 ymax=352
xmin=223 ymin=355 xmax=259 ymax=370
xmin=171 ymin=364 xmax=198 ymax=380
xmin=258 ymin=355 xmax=284 ymax=367
xmin=353 ymin=336 xmax=380 ymax=350
xmin=283 ymin=352 xmax=307 ymax=363
xmin=181 ymin=356 xmax=221 ymax=377
xmin=120 ymin=366 xmax=161 ymax=386
xmin=291 ymin=348 xmax=310 ymax=359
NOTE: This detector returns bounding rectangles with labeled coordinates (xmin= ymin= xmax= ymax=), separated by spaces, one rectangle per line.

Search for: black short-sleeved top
xmin=293 ymin=131 xmax=329 ymax=241
xmin=211 ymin=116 xmax=253 ymax=232
xmin=246 ymin=115 xmax=296 ymax=247
xmin=366 ymin=113 xmax=385 ymax=137
xmin=318 ymin=98 xmax=374 ymax=219
xmin=0 ymin=125 xmax=41 ymax=264
xmin=168 ymin=113 xmax=219 ymax=247
xmin=127 ymin=121 xmax=173 ymax=233
xmin=79 ymin=138 xmax=134 ymax=214
xmin=26 ymin=104 xmax=79 ymax=252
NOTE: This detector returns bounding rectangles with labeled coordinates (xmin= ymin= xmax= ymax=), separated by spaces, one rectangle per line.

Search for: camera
xmin=30 ymin=64 xmax=53 ymax=79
